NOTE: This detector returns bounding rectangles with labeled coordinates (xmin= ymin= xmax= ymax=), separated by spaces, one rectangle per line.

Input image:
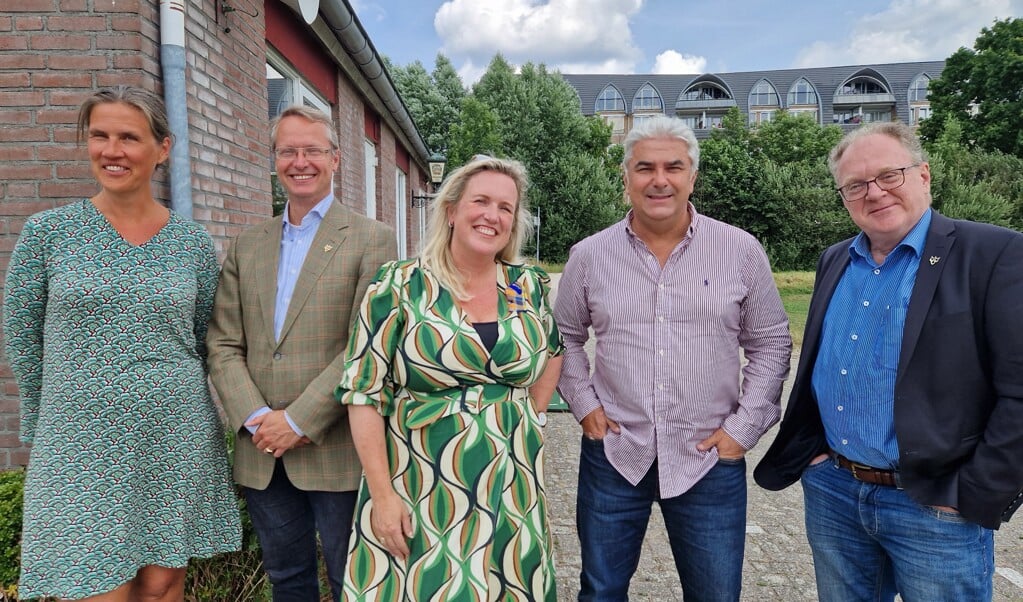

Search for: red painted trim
xmin=395 ymin=144 xmax=409 ymax=173
xmin=264 ymin=0 xmax=337 ymax=103
xmin=364 ymin=106 xmax=380 ymax=142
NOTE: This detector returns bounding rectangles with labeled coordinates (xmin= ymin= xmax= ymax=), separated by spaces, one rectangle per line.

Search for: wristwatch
xmin=536 ymin=411 xmax=548 ymax=427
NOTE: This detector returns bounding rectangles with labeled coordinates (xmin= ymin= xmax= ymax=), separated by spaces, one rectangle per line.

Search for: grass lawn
xmin=773 ymin=271 xmax=815 ymax=347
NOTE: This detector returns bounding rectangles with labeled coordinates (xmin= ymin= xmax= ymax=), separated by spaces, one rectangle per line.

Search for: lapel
xmin=276 ymin=201 xmax=351 ymax=343
xmin=804 ymin=242 xmax=851 ymax=361
xmin=255 ymin=216 xmax=284 ymax=343
xmin=896 ymin=212 xmax=955 ymax=380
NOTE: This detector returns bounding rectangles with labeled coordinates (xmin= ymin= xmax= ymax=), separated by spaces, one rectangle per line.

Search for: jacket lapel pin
xmin=324 ymin=244 xmax=334 ymax=253
xmin=929 ymin=256 xmax=940 ymax=265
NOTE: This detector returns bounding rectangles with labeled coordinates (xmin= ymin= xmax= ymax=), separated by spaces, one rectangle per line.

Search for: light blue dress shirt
xmin=812 ymin=209 xmax=932 ymax=469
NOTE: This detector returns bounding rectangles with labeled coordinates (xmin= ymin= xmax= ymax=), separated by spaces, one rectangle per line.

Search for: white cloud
xmin=652 ymin=50 xmax=706 ymax=74
xmin=794 ymin=0 xmax=1017 ymax=68
xmin=435 ymin=0 xmax=645 ymax=73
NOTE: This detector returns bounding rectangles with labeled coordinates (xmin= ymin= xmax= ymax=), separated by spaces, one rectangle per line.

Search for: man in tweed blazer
xmin=208 ymin=105 xmax=396 ymax=602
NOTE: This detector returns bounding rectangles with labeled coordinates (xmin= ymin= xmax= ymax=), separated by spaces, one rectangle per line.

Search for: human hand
xmin=370 ymin=491 xmax=414 ymax=560
xmin=247 ymin=410 xmax=303 ymax=458
xmin=697 ymin=428 xmax=745 ymax=460
xmin=580 ymin=407 xmax=620 ymax=441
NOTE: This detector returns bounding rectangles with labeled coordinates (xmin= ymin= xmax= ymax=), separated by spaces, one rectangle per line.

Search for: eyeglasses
xmin=273 ymin=147 xmax=334 ymax=160
xmin=836 ymin=164 xmax=919 ymax=202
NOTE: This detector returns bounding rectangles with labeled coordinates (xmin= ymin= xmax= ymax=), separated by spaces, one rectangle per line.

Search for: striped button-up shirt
xmin=555 ymin=207 xmax=792 ymax=497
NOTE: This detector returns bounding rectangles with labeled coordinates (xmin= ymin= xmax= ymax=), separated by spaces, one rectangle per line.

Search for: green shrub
xmin=0 ymin=469 xmax=25 ymax=594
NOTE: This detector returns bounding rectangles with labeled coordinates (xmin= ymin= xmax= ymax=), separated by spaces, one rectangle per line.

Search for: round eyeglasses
xmin=836 ymin=164 xmax=919 ymax=202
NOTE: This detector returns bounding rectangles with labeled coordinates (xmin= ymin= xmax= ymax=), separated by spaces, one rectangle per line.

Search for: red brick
xmin=58 ymin=0 xmax=88 ymax=9
xmin=48 ymin=55 xmax=108 ymax=71
xmin=0 ymin=110 xmax=32 ymax=124
xmin=94 ymin=0 xmax=140 ymax=11
xmin=37 ymin=146 xmax=80 ymax=161
xmin=31 ymin=72 xmax=93 ymax=88
xmin=53 ymin=127 xmax=79 ymax=143
xmin=4 ymin=184 xmax=39 ymax=198
xmin=5 ymin=0 xmax=55 ymax=10
xmin=0 ymin=16 xmax=11 ymax=32
xmin=2 ymin=127 xmax=47 ymax=142
xmin=112 ymin=54 xmax=145 ymax=70
xmin=1 ymin=200 xmax=64 ymax=215
xmin=56 ymin=164 xmax=91 ymax=179
xmin=0 ymin=164 xmax=51 ymax=180
xmin=0 ymin=433 xmax=21 ymax=449
xmin=14 ymin=16 xmax=44 ymax=31
xmin=0 ymin=55 xmax=45 ymax=70
xmin=30 ymin=33 xmax=93 ymax=51
xmin=97 ymin=33 xmax=141 ymax=50
xmin=48 ymin=90 xmax=92 ymax=106
xmin=10 ymin=449 xmax=30 ymax=467
xmin=97 ymin=72 xmax=149 ymax=88
xmin=36 ymin=109 xmax=77 ymax=125
xmin=0 ymin=90 xmax=44 ymax=106
xmin=0 ymin=72 xmax=31 ymax=87
xmin=0 ymin=36 xmax=28 ymax=51
xmin=47 ymin=15 xmax=108 ymax=31
xmin=110 ymin=16 xmax=143 ymax=33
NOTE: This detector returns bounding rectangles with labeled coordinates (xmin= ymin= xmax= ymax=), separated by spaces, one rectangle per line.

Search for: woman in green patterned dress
xmin=336 ymin=156 xmax=563 ymax=601
xmin=3 ymin=87 xmax=240 ymax=601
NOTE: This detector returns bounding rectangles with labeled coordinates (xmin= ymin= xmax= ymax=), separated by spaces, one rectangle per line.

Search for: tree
xmin=753 ymin=111 xmax=843 ymax=165
xmin=387 ymin=54 xmax=466 ymax=153
xmin=920 ymin=18 xmax=1023 ymax=157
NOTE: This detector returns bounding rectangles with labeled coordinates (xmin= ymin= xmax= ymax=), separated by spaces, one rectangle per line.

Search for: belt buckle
xmin=849 ymin=461 xmax=873 ymax=481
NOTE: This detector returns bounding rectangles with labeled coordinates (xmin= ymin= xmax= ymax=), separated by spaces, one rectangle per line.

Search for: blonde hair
xmin=269 ymin=105 xmax=339 ymax=150
xmin=420 ymin=156 xmax=533 ymax=300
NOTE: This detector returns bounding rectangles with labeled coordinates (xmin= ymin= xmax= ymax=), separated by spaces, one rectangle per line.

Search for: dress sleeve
xmin=192 ymin=228 xmax=220 ymax=366
xmin=3 ymin=218 xmax=49 ymax=443
xmin=528 ymin=266 xmax=563 ymax=358
xmin=335 ymin=260 xmax=406 ymax=416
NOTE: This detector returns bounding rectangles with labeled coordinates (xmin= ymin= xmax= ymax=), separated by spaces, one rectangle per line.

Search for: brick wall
xmin=0 ymin=0 xmax=271 ymax=468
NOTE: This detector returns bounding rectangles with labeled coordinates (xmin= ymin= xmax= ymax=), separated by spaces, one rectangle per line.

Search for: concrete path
xmin=543 ymin=273 xmax=1023 ymax=601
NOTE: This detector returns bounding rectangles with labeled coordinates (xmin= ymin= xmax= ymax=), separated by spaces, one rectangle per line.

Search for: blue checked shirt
xmin=812 ymin=209 xmax=932 ymax=469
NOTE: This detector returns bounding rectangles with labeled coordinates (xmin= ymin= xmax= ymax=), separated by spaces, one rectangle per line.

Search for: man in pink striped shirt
xmin=555 ymin=115 xmax=792 ymax=601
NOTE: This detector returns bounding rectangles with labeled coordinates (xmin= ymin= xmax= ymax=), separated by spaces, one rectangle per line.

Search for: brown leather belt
xmin=832 ymin=452 xmax=901 ymax=488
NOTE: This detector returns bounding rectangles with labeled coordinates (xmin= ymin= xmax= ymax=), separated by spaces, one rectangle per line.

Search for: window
xmin=864 ymin=110 xmax=891 ymax=123
xmin=595 ymin=86 xmax=625 ymax=112
xmin=395 ymin=170 xmax=407 ymax=259
xmin=787 ymin=78 xmax=818 ymax=106
xmin=681 ymin=84 xmax=731 ymax=101
xmin=602 ymin=114 xmax=625 ymax=133
xmin=789 ymin=108 xmax=819 ymax=122
xmin=633 ymin=84 xmax=663 ymax=111
xmin=749 ymin=110 xmax=775 ymax=127
xmin=837 ymin=77 xmax=888 ymax=96
xmin=910 ymin=106 xmax=932 ymax=126
xmin=678 ymin=115 xmax=700 ymax=129
xmin=908 ymin=75 xmax=931 ymax=102
xmin=748 ymin=80 xmax=779 ymax=107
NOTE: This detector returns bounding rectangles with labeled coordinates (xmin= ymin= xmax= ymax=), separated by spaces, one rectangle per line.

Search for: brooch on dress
xmin=506 ymin=282 xmax=527 ymax=312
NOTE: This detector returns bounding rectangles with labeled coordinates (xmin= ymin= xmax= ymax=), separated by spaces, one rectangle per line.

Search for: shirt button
xmin=874 ymin=269 xmax=880 ymax=275
xmin=659 ymin=349 xmax=665 ymax=356
xmin=658 ymin=316 xmax=664 ymax=322
xmin=659 ymin=283 xmax=665 ymax=290
xmin=863 ymin=301 xmax=870 ymax=307
xmin=841 ymin=439 xmax=848 ymax=445
xmin=851 ymin=334 xmax=858 ymax=341
xmin=658 ymin=384 xmax=664 ymax=391
xmin=837 ymin=405 xmax=844 ymax=411
xmin=840 ymin=369 xmax=847 ymax=375
xmin=273 ymin=352 xmax=283 ymax=360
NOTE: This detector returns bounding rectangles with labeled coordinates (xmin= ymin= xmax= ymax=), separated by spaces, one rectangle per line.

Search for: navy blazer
xmin=755 ymin=211 xmax=1023 ymax=529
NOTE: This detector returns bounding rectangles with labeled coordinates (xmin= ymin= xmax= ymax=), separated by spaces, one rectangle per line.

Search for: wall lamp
xmin=411 ymin=152 xmax=447 ymax=208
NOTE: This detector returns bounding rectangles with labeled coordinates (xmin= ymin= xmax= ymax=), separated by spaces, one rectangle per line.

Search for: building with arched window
xmin=563 ymin=61 xmax=944 ymax=142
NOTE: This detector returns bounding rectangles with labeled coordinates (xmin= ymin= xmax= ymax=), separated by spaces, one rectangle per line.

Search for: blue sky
xmin=351 ymin=0 xmax=1020 ymax=83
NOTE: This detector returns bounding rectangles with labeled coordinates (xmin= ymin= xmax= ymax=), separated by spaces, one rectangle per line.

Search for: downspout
xmin=159 ymin=0 xmax=193 ymax=218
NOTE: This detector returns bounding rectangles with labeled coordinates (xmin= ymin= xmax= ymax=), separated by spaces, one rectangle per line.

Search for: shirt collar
xmin=850 ymin=207 xmax=932 ymax=263
xmin=282 ymin=193 xmax=334 ymax=229
xmin=623 ymin=202 xmax=700 ymax=240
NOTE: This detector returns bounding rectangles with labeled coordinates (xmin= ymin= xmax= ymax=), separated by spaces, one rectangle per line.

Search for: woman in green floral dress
xmin=3 ymin=87 xmax=240 ymax=601
xmin=336 ymin=156 xmax=563 ymax=601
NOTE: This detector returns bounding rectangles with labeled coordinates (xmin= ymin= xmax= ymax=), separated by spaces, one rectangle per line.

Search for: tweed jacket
xmin=208 ymin=201 xmax=396 ymax=492
xmin=755 ymin=212 xmax=1023 ymax=529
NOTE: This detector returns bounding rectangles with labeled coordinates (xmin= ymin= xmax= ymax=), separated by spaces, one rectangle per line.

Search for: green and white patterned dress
xmin=3 ymin=200 xmax=241 ymax=599
xmin=336 ymin=259 xmax=563 ymax=602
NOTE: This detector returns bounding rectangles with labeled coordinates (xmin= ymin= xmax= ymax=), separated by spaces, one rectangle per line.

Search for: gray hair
xmin=828 ymin=121 xmax=927 ymax=181
xmin=270 ymin=105 xmax=339 ymax=150
xmin=622 ymin=115 xmax=700 ymax=171
xmin=77 ymin=86 xmax=170 ymax=145
xmin=420 ymin=155 xmax=532 ymax=300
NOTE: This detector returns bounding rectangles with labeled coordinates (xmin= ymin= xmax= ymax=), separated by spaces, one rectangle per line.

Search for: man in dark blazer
xmin=208 ymin=106 xmax=396 ymax=602
xmin=755 ymin=121 xmax=1023 ymax=602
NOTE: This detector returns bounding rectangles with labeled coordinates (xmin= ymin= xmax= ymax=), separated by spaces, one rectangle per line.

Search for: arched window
xmin=787 ymin=78 xmax=818 ymax=106
xmin=836 ymin=77 xmax=889 ymax=96
xmin=595 ymin=86 xmax=625 ymax=112
xmin=748 ymin=80 xmax=779 ymax=107
xmin=633 ymin=84 xmax=663 ymax=111
xmin=909 ymin=75 xmax=931 ymax=102
xmin=680 ymin=83 xmax=731 ymax=101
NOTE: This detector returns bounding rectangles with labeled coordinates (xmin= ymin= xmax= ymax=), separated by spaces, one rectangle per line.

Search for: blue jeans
xmin=244 ymin=460 xmax=357 ymax=602
xmin=576 ymin=437 xmax=746 ymax=602
xmin=801 ymin=457 xmax=994 ymax=602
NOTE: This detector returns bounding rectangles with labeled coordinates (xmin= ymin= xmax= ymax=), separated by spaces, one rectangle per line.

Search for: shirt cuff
xmin=284 ymin=410 xmax=305 ymax=437
xmin=244 ymin=406 xmax=272 ymax=435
